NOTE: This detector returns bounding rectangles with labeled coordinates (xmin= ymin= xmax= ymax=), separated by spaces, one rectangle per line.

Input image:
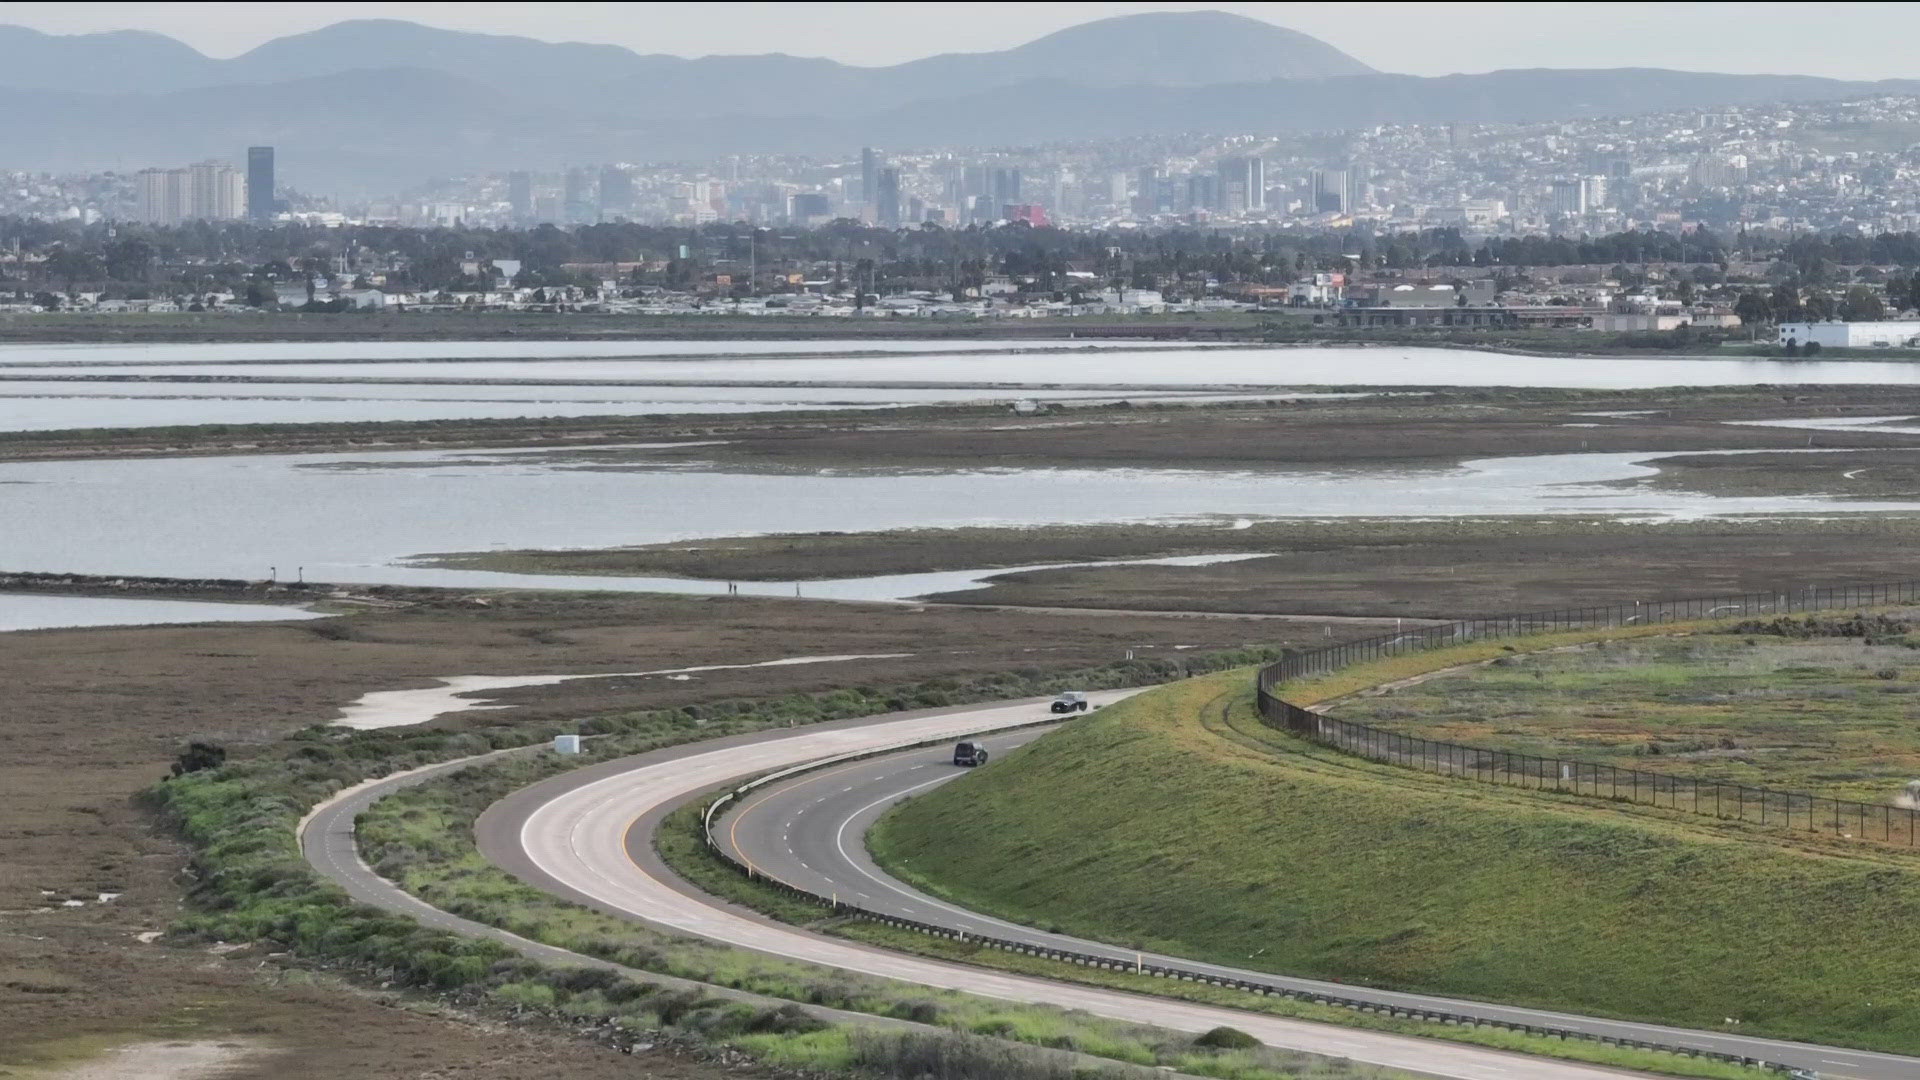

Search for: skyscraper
xmin=1219 ymin=157 xmax=1266 ymax=213
xmin=861 ymin=147 xmax=879 ymax=210
xmin=1310 ymin=168 xmax=1349 ymax=213
xmin=599 ymin=165 xmax=635 ymax=216
xmin=563 ymin=168 xmax=596 ymax=223
xmin=1580 ymin=175 xmax=1608 ymax=210
xmin=1186 ymin=173 xmax=1220 ymax=212
xmin=1550 ymin=179 xmax=1587 ymax=216
xmin=507 ymin=172 xmax=533 ymax=223
xmin=991 ymin=167 xmax=1022 ymax=214
xmin=875 ymin=167 xmax=902 ymax=227
xmin=246 ymin=146 xmax=274 ymax=221
xmin=1134 ymin=167 xmax=1162 ymax=216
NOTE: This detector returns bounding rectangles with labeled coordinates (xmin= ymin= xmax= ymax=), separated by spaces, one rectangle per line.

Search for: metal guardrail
xmin=700 ymin=723 xmax=1795 ymax=1075
xmin=1254 ymin=580 xmax=1920 ymax=847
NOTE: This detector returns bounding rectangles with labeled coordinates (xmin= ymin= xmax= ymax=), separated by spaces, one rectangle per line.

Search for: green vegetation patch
xmin=1331 ymin=614 xmax=1920 ymax=803
xmin=870 ymin=671 xmax=1920 ymax=1055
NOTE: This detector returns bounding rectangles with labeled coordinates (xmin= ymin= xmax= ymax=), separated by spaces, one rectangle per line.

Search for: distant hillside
xmin=0 ymin=10 xmax=1373 ymax=106
xmin=0 ymin=11 xmax=1915 ymax=191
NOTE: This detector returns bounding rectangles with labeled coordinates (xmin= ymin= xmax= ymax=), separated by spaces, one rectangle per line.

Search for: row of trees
xmin=1729 ymin=282 xmax=1900 ymax=326
xmin=8 ymin=216 xmax=1920 ymax=301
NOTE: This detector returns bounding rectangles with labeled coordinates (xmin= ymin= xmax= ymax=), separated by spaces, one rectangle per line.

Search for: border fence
xmin=1255 ymin=579 xmax=1920 ymax=846
xmin=701 ymin=728 xmax=1795 ymax=1075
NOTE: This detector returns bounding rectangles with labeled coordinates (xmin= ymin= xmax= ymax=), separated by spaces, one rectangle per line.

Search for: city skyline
xmin=4 ymin=1 xmax=1920 ymax=82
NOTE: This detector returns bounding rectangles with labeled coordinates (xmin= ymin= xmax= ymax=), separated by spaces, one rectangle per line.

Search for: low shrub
xmin=1192 ymin=1026 xmax=1260 ymax=1051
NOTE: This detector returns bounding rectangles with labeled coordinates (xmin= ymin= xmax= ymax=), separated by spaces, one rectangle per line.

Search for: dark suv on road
xmin=952 ymin=741 xmax=989 ymax=767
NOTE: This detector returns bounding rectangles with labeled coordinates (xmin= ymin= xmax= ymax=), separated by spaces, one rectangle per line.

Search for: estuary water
xmin=7 ymin=342 xmax=1920 ymax=432
xmin=0 ymin=381 xmax=1261 ymax=431
xmin=10 ymin=344 xmax=1920 ymax=389
xmin=0 ymin=593 xmax=322 ymax=632
xmin=2 ymin=443 xmax=1916 ymax=601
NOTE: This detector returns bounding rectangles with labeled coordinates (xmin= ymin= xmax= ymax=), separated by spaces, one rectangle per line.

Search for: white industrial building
xmin=1776 ymin=321 xmax=1920 ymax=349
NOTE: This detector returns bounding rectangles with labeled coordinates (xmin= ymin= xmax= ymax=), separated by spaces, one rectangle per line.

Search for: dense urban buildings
xmin=19 ymin=93 xmax=1920 ymax=238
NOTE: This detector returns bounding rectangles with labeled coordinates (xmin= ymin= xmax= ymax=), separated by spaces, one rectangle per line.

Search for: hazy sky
xmin=2 ymin=1 xmax=1915 ymax=81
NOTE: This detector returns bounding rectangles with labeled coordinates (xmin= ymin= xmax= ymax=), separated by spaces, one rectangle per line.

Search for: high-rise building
xmin=1346 ymin=162 xmax=1371 ymax=213
xmin=1220 ymin=157 xmax=1266 ymax=213
xmin=1186 ymin=173 xmax=1220 ymax=212
xmin=1580 ymin=175 xmax=1608 ymax=210
xmin=1549 ymin=179 xmax=1586 ymax=216
xmin=875 ymin=167 xmax=902 ymax=227
xmin=136 ymin=161 xmax=244 ymax=224
xmin=508 ymin=172 xmax=533 ymax=223
xmin=188 ymin=160 xmax=245 ymax=221
xmin=246 ymin=146 xmax=274 ymax=221
xmin=1310 ymin=168 xmax=1348 ymax=213
xmin=563 ymin=168 xmax=596 ymax=223
xmin=598 ymin=165 xmax=635 ymax=216
xmin=137 ymin=168 xmax=185 ymax=225
xmin=1133 ymin=167 xmax=1163 ymax=216
xmin=991 ymin=167 xmax=1022 ymax=211
xmin=861 ymin=147 xmax=880 ymax=209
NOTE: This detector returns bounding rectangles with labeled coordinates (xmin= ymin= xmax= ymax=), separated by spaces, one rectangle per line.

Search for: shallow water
xmin=0 ymin=593 xmax=322 ymax=632
xmin=1730 ymin=415 xmax=1920 ymax=437
xmin=1 ymin=444 xmax=1914 ymax=599
xmin=0 ymin=338 xmax=1195 ymax=367
xmin=14 ymin=345 xmax=1920 ymax=389
xmin=0 ymin=381 xmax=1261 ymax=431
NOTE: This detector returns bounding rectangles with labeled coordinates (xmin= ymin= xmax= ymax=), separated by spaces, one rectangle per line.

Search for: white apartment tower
xmin=135 ymin=161 xmax=247 ymax=224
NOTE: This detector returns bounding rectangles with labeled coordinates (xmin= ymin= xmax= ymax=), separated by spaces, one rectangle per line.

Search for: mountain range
xmin=1 ymin=11 xmax=1913 ymax=194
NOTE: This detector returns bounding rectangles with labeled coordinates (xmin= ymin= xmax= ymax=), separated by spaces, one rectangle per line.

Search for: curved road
xmin=477 ymin=690 xmax=1795 ymax=1080
xmin=304 ymin=690 xmax=1919 ymax=1079
xmin=711 ymin=729 xmax=1919 ymax=1080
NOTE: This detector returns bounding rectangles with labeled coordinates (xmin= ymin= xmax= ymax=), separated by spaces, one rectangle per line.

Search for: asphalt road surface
xmin=303 ymin=689 xmax=1920 ymax=1080
xmin=481 ymin=688 xmax=1792 ymax=1080
xmin=710 ymin=726 xmax=1920 ymax=1080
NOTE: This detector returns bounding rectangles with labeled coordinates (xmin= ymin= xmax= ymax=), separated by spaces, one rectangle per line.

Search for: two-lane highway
xmin=479 ymin=688 xmax=1913 ymax=1080
xmin=701 ymin=723 xmax=1920 ymax=1080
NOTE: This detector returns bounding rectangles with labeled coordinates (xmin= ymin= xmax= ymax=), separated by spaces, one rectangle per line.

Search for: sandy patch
xmin=44 ymin=1039 xmax=270 ymax=1080
xmin=333 ymin=653 xmax=912 ymax=729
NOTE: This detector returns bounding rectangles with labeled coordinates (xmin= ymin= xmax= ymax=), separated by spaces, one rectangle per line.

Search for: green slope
xmin=869 ymin=671 xmax=1920 ymax=1054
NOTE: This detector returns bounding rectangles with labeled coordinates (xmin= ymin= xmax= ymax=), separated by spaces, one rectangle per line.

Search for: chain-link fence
xmin=1255 ymin=580 xmax=1920 ymax=845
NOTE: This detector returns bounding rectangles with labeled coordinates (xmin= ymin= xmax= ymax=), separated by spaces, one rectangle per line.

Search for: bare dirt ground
xmin=2 ymin=925 xmax=773 ymax=1079
xmin=0 ymin=590 xmax=1318 ymax=1075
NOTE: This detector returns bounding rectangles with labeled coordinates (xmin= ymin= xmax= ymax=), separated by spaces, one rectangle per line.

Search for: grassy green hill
xmin=870 ymin=671 xmax=1920 ymax=1054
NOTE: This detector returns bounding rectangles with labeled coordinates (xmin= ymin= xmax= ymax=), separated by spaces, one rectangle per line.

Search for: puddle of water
xmin=1729 ymin=415 xmax=1920 ymax=437
xmin=0 ymin=593 xmax=323 ymax=632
